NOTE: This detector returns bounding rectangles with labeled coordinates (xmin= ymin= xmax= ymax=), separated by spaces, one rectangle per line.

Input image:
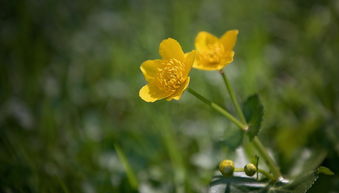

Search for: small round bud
xmin=244 ymin=163 xmax=257 ymax=176
xmin=218 ymin=160 xmax=235 ymax=177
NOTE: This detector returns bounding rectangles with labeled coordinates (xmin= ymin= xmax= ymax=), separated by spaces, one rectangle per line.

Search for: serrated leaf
xmin=208 ymin=170 xmax=320 ymax=193
xmin=208 ymin=175 xmax=268 ymax=193
xmin=288 ymin=149 xmax=327 ymax=177
xmin=209 ymin=148 xmax=329 ymax=193
xmin=280 ymin=171 xmax=318 ymax=193
xmin=317 ymin=166 xmax=334 ymax=175
xmin=242 ymin=94 xmax=264 ymax=139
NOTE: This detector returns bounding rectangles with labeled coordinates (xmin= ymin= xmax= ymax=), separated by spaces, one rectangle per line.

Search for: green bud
xmin=244 ymin=163 xmax=257 ymax=176
xmin=219 ymin=160 xmax=234 ymax=177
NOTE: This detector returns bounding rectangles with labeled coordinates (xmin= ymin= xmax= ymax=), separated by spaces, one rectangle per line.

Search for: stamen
xmin=201 ymin=42 xmax=225 ymax=65
xmin=157 ymin=59 xmax=186 ymax=93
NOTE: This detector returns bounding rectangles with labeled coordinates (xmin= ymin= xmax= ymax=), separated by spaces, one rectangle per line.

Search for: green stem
xmin=257 ymin=169 xmax=274 ymax=180
xmin=234 ymin=168 xmax=244 ymax=172
xmin=219 ymin=69 xmax=281 ymax=181
xmin=187 ymin=88 xmax=248 ymax=131
xmin=187 ymin=87 xmax=281 ymax=181
xmin=252 ymin=137 xmax=281 ymax=181
xmin=219 ymin=70 xmax=246 ymax=123
xmin=234 ymin=168 xmax=274 ymax=180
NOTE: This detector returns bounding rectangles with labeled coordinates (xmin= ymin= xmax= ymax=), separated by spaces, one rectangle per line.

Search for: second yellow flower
xmin=193 ymin=30 xmax=239 ymax=71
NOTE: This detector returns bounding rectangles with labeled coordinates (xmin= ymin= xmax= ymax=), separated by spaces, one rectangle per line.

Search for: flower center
xmin=201 ymin=42 xmax=224 ymax=65
xmin=157 ymin=58 xmax=186 ymax=93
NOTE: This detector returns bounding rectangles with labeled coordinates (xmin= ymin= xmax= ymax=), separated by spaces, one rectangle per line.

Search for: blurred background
xmin=1 ymin=0 xmax=339 ymax=192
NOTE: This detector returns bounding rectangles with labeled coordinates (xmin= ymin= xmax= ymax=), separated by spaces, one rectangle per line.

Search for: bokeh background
xmin=1 ymin=0 xmax=339 ymax=192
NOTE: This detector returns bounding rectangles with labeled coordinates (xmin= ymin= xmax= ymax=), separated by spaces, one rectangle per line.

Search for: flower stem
xmin=257 ymin=169 xmax=274 ymax=180
xmin=187 ymin=88 xmax=247 ymax=131
xmin=234 ymin=167 xmax=274 ymax=180
xmin=219 ymin=70 xmax=246 ymax=123
xmin=252 ymin=137 xmax=281 ymax=181
xmin=234 ymin=168 xmax=244 ymax=172
xmin=219 ymin=69 xmax=281 ymax=181
xmin=187 ymin=87 xmax=281 ymax=181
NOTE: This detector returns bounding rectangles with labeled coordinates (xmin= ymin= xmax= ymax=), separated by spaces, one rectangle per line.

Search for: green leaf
xmin=242 ymin=94 xmax=264 ymax=139
xmin=317 ymin=166 xmax=334 ymax=175
xmin=209 ymin=170 xmax=320 ymax=193
xmin=286 ymin=149 xmax=327 ymax=177
xmin=208 ymin=175 xmax=268 ymax=193
xmin=298 ymin=150 xmax=327 ymax=176
xmin=281 ymin=171 xmax=318 ymax=193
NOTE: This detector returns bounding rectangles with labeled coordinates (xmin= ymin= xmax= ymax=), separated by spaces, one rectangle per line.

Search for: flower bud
xmin=244 ymin=163 xmax=257 ymax=176
xmin=218 ymin=160 xmax=234 ymax=177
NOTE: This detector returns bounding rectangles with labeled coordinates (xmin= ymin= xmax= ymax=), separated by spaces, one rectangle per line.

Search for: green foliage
xmin=1 ymin=0 xmax=339 ymax=192
xmin=209 ymin=170 xmax=319 ymax=193
xmin=242 ymin=95 xmax=264 ymax=139
xmin=114 ymin=144 xmax=139 ymax=189
xmin=317 ymin=167 xmax=334 ymax=176
xmin=209 ymin=148 xmax=332 ymax=193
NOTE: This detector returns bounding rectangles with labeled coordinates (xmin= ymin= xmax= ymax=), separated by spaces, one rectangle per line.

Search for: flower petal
xmin=192 ymin=52 xmax=219 ymax=71
xmin=193 ymin=60 xmax=220 ymax=70
xmin=166 ymin=77 xmax=190 ymax=101
xmin=183 ymin=51 xmax=196 ymax=76
xmin=140 ymin=59 xmax=163 ymax=82
xmin=224 ymin=51 xmax=235 ymax=64
xmin=195 ymin=31 xmax=219 ymax=51
xmin=159 ymin=38 xmax=184 ymax=61
xmin=220 ymin=30 xmax=239 ymax=51
xmin=213 ymin=51 xmax=235 ymax=70
xmin=139 ymin=84 xmax=170 ymax=102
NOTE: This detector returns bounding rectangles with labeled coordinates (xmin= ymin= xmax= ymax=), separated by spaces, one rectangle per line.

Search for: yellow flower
xmin=139 ymin=38 xmax=195 ymax=102
xmin=193 ymin=30 xmax=238 ymax=71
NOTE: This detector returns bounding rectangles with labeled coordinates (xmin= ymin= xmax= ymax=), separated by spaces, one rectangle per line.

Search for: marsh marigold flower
xmin=139 ymin=38 xmax=195 ymax=102
xmin=193 ymin=30 xmax=238 ymax=71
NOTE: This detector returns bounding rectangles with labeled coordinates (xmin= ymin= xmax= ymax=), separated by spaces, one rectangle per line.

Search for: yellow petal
xmin=139 ymin=84 xmax=170 ymax=102
xmin=193 ymin=61 xmax=220 ymax=71
xmin=192 ymin=52 xmax=219 ymax=71
xmin=183 ymin=51 xmax=196 ymax=76
xmin=213 ymin=51 xmax=235 ymax=70
xmin=195 ymin=31 xmax=219 ymax=51
xmin=159 ymin=38 xmax=184 ymax=61
xmin=193 ymin=51 xmax=234 ymax=71
xmin=223 ymin=51 xmax=235 ymax=64
xmin=166 ymin=77 xmax=190 ymax=101
xmin=140 ymin=59 xmax=163 ymax=82
xmin=220 ymin=30 xmax=239 ymax=51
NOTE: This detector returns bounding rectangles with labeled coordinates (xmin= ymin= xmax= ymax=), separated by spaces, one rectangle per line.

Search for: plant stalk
xmin=187 ymin=87 xmax=281 ymax=181
xmin=257 ymin=169 xmax=274 ymax=180
xmin=187 ymin=88 xmax=247 ymax=131
xmin=252 ymin=136 xmax=281 ymax=181
xmin=219 ymin=69 xmax=281 ymax=181
xmin=234 ymin=168 xmax=274 ymax=180
xmin=219 ymin=70 xmax=246 ymax=123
